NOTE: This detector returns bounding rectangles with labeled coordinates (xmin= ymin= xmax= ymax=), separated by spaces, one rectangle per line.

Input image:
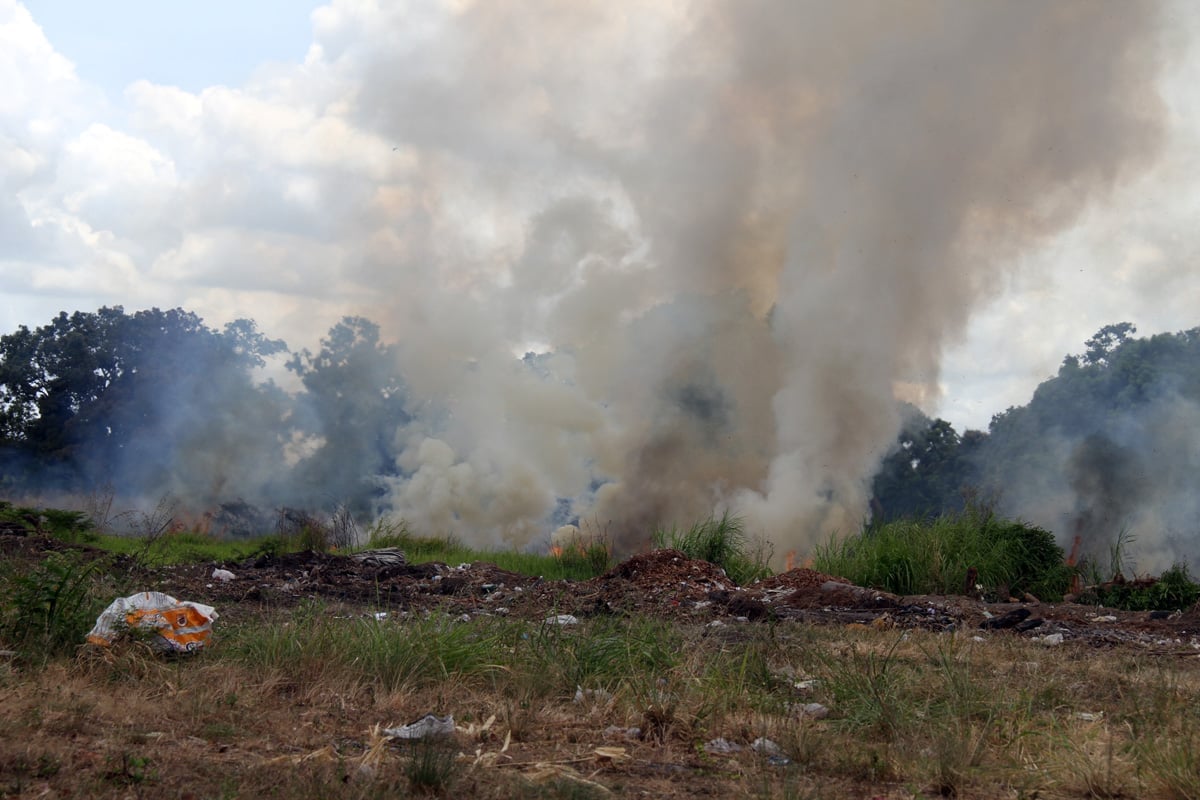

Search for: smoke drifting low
xmin=7 ymin=1 xmax=1174 ymax=558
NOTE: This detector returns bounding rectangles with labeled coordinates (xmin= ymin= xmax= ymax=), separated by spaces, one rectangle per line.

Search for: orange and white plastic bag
xmin=87 ymin=591 xmax=218 ymax=653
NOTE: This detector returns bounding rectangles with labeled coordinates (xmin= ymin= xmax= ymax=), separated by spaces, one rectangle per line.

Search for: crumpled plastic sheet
xmin=86 ymin=591 xmax=218 ymax=654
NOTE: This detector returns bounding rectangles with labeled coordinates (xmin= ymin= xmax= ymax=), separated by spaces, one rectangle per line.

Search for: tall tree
xmin=286 ymin=317 xmax=411 ymax=513
xmin=0 ymin=307 xmax=289 ymax=502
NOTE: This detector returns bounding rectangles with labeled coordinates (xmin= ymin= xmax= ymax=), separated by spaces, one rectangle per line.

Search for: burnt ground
xmin=5 ymin=531 xmax=1191 ymax=650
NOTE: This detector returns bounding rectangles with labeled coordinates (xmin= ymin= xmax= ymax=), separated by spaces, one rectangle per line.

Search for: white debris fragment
xmin=383 ymin=714 xmax=456 ymax=740
xmin=212 ymin=568 xmax=236 ymax=582
xmin=1090 ymin=615 xmax=1118 ymax=623
xmin=574 ymin=686 xmax=613 ymax=704
xmin=545 ymin=614 xmax=578 ymax=625
xmin=1039 ymin=633 xmax=1065 ymax=646
xmin=793 ymin=679 xmax=819 ymax=693
xmin=704 ymin=738 xmax=743 ymax=754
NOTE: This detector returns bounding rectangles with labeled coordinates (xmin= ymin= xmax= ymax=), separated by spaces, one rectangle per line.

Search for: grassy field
xmin=4 ymin=502 xmax=1200 ymax=797
xmin=4 ymin=607 xmax=1200 ymax=799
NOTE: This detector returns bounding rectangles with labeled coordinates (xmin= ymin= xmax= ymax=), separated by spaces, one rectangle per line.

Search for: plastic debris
xmin=351 ymin=548 xmax=407 ymax=567
xmin=574 ymin=686 xmax=613 ymax=704
xmin=383 ymin=714 xmax=456 ymax=740
xmin=704 ymin=737 xmax=743 ymax=755
xmin=545 ymin=614 xmax=578 ymax=625
xmin=212 ymin=568 xmax=236 ymax=582
xmin=87 ymin=591 xmax=217 ymax=654
xmin=1039 ymin=633 xmax=1065 ymax=646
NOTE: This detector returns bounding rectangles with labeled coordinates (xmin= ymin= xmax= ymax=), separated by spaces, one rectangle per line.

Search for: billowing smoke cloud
xmin=991 ymin=386 xmax=1200 ymax=575
xmin=3 ymin=1 xmax=1174 ymax=555
xmin=335 ymin=1 xmax=1168 ymax=552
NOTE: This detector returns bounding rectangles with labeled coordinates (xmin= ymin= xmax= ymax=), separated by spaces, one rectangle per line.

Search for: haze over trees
xmin=1 ymin=308 xmax=1197 ymax=567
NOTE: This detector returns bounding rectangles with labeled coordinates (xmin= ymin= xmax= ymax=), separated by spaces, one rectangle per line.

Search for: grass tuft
xmin=651 ymin=512 xmax=772 ymax=585
xmin=813 ymin=506 xmax=1072 ymax=599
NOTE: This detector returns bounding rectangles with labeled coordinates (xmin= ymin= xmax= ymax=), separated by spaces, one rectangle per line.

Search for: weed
xmin=1 ymin=550 xmax=109 ymax=658
xmin=814 ymin=507 xmax=1072 ymax=599
xmin=1087 ymin=563 xmax=1200 ymax=612
xmin=403 ymin=737 xmax=459 ymax=795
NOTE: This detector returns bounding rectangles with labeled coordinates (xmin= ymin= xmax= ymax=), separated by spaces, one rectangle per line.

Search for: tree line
xmin=0 ymin=307 xmax=408 ymax=517
xmin=2 ymin=308 xmax=1197 ymax=538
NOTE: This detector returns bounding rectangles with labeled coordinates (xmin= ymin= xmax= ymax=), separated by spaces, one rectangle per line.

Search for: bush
xmin=0 ymin=551 xmax=111 ymax=658
xmin=813 ymin=508 xmax=1072 ymax=600
xmin=1088 ymin=564 xmax=1200 ymax=612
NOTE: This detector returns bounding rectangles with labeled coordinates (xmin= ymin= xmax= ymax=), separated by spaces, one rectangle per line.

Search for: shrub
xmin=813 ymin=508 xmax=1072 ymax=600
xmin=1088 ymin=563 xmax=1200 ymax=612
xmin=0 ymin=551 xmax=110 ymax=658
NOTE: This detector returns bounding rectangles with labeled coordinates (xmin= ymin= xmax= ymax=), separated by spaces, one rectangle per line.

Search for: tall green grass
xmin=651 ymin=511 xmax=772 ymax=585
xmin=813 ymin=508 xmax=1072 ymax=599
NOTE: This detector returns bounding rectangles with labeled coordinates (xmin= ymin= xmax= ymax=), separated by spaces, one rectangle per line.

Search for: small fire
xmin=785 ymin=551 xmax=796 ymax=572
xmin=550 ymin=545 xmax=564 ymax=558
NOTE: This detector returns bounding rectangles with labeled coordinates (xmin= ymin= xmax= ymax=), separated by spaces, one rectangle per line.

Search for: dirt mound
xmin=752 ymin=568 xmax=852 ymax=592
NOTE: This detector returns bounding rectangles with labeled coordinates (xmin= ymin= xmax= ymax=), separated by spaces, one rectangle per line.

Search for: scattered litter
xmin=458 ymin=613 xmax=472 ymax=623
xmin=793 ymin=679 xmax=818 ymax=693
xmin=383 ymin=714 xmax=456 ymax=740
xmin=1090 ymin=615 xmax=1118 ymax=623
xmin=704 ymin=737 xmax=743 ymax=755
xmin=1039 ymin=633 xmax=1065 ymax=646
xmin=545 ymin=614 xmax=578 ymax=626
xmin=1076 ymin=712 xmax=1104 ymax=722
xmin=574 ymin=685 xmax=613 ymax=704
xmin=211 ymin=568 xmax=236 ymax=582
xmin=800 ymin=702 xmax=830 ymax=719
xmin=706 ymin=620 xmax=726 ymax=628
xmin=971 ymin=636 xmax=985 ymax=642
xmin=766 ymin=754 xmax=792 ymax=766
xmin=373 ymin=611 xmax=388 ymax=621
xmin=351 ymin=547 xmax=406 ymax=567
xmin=86 ymin=591 xmax=217 ymax=654
xmin=979 ymin=608 xmax=1031 ymax=630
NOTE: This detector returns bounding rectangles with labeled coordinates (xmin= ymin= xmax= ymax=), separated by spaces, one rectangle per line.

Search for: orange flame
xmin=550 ymin=545 xmax=564 ymax=558
xmin=784 ymin=551 xmax=796 ymax=572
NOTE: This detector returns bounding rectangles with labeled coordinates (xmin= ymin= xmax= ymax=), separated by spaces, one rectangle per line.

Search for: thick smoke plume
xmin=9 ymin=2 xmax=1170 ymax=557
xmin=339 ymin=1 xmax=1167 ymax=554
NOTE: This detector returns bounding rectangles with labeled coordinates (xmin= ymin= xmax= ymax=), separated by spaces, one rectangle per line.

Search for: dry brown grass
xmin=4 ymin=613 xmax=1200 ymax=799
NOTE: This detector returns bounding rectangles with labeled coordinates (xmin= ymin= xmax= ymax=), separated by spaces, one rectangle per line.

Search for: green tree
xmin=0 ymin=307 xmax=289 ymax=502
xmin=286 ymin=317 xmax=411 ymax=514
xmin=870 ymin=407 xmax=981 ymax=522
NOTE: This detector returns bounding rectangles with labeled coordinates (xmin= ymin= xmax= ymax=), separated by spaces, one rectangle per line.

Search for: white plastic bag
xmin=87 ymin=591 xmax=218 ymax=653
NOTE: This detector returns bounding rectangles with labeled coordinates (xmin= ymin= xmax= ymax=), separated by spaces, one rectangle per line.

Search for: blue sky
xmin=25 ymin=1 xmax=321 ymax=96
